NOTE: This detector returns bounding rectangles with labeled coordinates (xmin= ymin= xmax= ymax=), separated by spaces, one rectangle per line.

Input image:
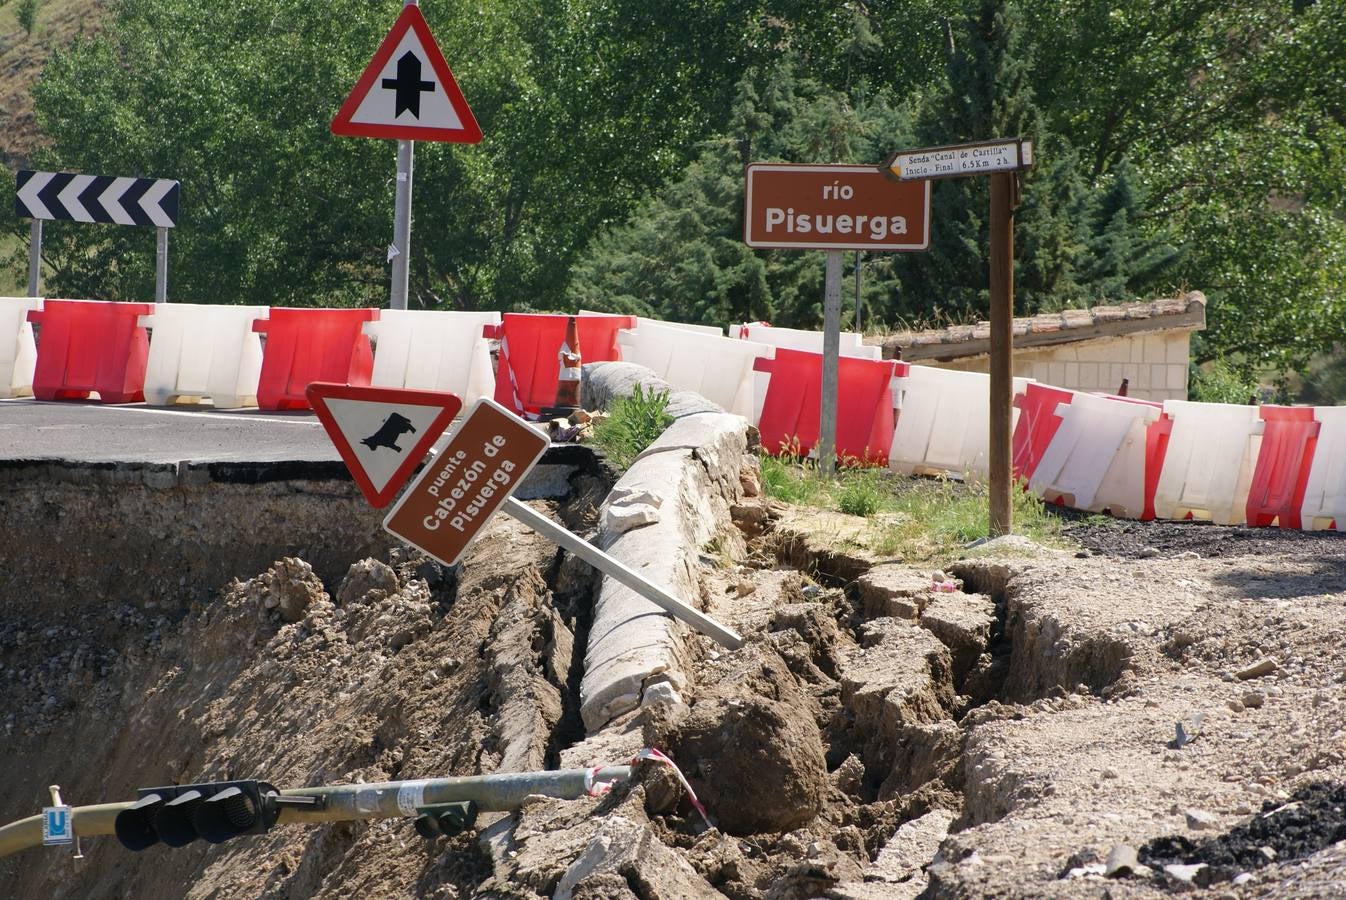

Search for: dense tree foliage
xmin=11 ymin=0 xmax=1345 ymax=374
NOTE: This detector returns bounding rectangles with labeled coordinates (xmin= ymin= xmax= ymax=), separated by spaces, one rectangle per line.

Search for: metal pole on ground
xmin=819 ymin=249 xmax=844 ymax=476
xmin=27 ymin=220 xmax=41 ymax=298
xmin=988 ymin=172 xmax=1017 ymax=536
xmin=501 ymin=496 xmax=744 ymax=650
xmin=0 ymin=767 xmax=633 ymax=859
xmin=154 ymin=227 xmax=169 ymax=302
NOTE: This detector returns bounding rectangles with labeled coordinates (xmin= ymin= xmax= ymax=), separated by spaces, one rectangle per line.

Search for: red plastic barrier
xmin=252 ymin=308 xmax=378 ymax=410
xmin=27 ymin=299 xmax=153 ymax=403
xmin=485 ymin=313 xmax=634 ymax=415
xmin=1011 ymin=384 xmax=1074 ymax=482
xmin=1246 ymin=405 xmax=1320 ymax=528
xmin=754 ymin=348 xmax=899 ymax=465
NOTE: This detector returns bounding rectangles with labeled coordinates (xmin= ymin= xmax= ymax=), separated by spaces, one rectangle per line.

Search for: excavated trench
xmin=0 ymin=448 xmax=616 ymax=899
xmin=0 ymin=439 xmax=1142 ymax=899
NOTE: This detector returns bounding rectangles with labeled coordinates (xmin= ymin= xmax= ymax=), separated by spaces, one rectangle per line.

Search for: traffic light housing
xmin=115 ymin=781 xmax=293 ymax=851
xmin=413 ymin=801 xmax=477 ymax=839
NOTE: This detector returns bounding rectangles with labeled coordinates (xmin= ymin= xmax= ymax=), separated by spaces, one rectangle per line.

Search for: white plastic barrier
xmin=0 ymin=296 xmax=41 ymax=399
xmin=732 ymin=322 xmax=881 ymax=359
xmin=1030 ymin=393 xmax=1162 ymax=518
xmin=889 ymin=365 xmax=1032 ymax=480
xmin=139 ymin=303 xmax=267 ymax=408
xmin=616 ymin=321 xmax=771 ymax=419
xmin=733 ymin=323 xmax=882 ymax=424
xmin=1301 ymin=406 xmax=1346 ymax=531
xmin=582 ymin=311 xmax=723 ymax=338
xmin=638 ymin=316 xmax=724 ymax=337
xmin=1152 ymin=400 xmax=1263 ymax=524
xmin=365 ymin=309 xmax=499 ymax=402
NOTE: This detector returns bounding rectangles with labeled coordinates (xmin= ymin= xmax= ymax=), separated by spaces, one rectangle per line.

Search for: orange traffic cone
xmin=542 ymin=316 xmax=582 ymax=418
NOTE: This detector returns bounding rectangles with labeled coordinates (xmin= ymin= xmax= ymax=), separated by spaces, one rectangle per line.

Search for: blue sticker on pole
xmin=42 ymin=806 xmax=74 ymax=846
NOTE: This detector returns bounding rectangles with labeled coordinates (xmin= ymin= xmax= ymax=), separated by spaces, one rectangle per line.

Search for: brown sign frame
xmin=743 ymin=163 xmax=931 ymax=252
xmin=383 ymin=398 xmax=550 ymax=566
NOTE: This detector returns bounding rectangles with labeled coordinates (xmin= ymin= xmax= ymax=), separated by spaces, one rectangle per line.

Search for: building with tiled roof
xmin=868 ymin=291 xmax=1207 ymax=401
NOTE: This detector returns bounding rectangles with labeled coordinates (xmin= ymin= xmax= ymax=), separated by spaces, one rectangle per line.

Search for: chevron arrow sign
xmin=15 ymin=170 xmax=179 ymax=228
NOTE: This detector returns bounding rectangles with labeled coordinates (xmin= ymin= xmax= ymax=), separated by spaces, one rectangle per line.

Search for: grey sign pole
xmin=389 ymin=0 xmax=419 ymax=312
xmin=390 ymin=139 xmax=414 ymax=310
xmin=854 ymin=250 xmax=862 ymax=331
xmin=154 ymin=227 xmax=169 ymax=302
xmin=819 ymin=249 xmax=844 ymax=476
xmin=26 ymin=221 xmax=41 ymax=298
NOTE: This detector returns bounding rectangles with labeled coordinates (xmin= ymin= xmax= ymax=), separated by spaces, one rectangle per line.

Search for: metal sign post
xmin=886 ymin=137 xmax=1034 ymax=535
xmin=330 ymin=0 xmax=482 ymax=310
xmin=390 ymin=0 xmax=417 ymax=311
xmin=819 ymin=250 xmax=844 ymax=475
xmin=391 ymin=139 xmax=414 ymax=310
xmin=377 ymin=398 xmax=744 ymax=650
xmin=155 ymin=227 xmax=169 ymax=302
xmin=743 ymin=164 xmax=930 ymax=473
xmin=26 ymin=220 xmax=41 ymax=297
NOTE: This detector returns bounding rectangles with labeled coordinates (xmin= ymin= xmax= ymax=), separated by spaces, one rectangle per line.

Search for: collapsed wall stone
xmin=577 ymin=363 xmax=752 ymax=732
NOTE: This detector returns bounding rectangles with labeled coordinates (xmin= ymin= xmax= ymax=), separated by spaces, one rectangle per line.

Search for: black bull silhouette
xmin=361 ymin=413 xmax=417 ymax=453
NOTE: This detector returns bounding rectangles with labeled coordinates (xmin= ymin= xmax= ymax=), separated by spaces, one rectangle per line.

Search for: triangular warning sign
xmin=307 ymin=382 xmax=463 ymax=508
xmin=331 ymin=5 xmax=482 ymax=143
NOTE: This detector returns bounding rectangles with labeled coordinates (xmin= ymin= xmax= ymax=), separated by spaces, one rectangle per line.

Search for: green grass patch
xmin=590 ymin=384 xmax=674 ymax=469
xmin=759 ymin=453 xmax=1069 ymax=562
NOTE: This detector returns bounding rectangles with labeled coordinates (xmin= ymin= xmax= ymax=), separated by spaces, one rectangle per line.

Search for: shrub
xmin=1190 ymin=358 xmax=1259 ymax=404
xmin=590 ymin=384 xmax=673 ymax=468
xmin=16 ymin=0 xmax=40 ymax=37
xmin=837 ymin=470 xmax=884 ymax=517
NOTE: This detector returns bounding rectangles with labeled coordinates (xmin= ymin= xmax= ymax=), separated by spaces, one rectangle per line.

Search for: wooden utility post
xmin=987 ymin=171 xmax=1017 ymax=535
xmin=886 ymin=138 xmax=1033 ymax=536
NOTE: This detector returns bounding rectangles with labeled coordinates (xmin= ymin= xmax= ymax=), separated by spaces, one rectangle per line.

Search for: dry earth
xmin=3 ymin=458 xmax=1346 ymax=898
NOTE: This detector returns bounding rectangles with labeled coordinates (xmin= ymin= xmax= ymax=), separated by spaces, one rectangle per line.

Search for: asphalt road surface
xmin=0 ymin=398 xmax=338 ymax=465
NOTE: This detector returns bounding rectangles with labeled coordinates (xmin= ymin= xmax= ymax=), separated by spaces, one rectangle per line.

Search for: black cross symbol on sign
xmin=382 ymin=51 xmax=435 ymax=118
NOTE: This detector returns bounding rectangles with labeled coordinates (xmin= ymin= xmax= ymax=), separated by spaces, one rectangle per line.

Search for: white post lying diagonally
xmin=501 ymin=495 xmax=744 ymax=650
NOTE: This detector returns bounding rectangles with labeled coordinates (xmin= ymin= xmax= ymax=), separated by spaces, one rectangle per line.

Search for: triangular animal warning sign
xmin=331 ymin=5 xmax=483 ymax=143
xmin=307 ymin=382 xmax=463 ymax=508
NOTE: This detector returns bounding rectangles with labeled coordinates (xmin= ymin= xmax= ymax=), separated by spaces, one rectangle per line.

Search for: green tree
xmin=885 ymin=0 xmax=1177 ymax=321
xmin=14 ymin=0 xmax=958 ymax=311
xmin=569 ymin=60 xmax=914 ymax=328
xmin=15 ymin=0 xmax=39 ymax=37
xmin=1021 ymin=0 xmax=1346 ymax=370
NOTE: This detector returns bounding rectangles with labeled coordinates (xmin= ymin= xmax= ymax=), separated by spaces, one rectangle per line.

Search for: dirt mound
xmin=670 ymin=643 xmax=829 ymax=835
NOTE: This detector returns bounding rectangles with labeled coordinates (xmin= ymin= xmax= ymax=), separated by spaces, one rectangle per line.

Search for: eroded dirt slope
xmin=0 ymin=504 xmax=594 ymax=899
xmin=4 ymin=477 xmax=1346 ymax=898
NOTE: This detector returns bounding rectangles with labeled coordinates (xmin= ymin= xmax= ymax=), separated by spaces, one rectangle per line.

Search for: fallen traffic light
xmin=413 ymin=801 xmax=478 ymax=839
xmin=114 ymin=780 xmax=321 ymax=851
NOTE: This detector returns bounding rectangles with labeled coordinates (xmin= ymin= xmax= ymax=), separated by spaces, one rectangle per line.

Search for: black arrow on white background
xmin=15 ymin=170 xmax=179 ymax=228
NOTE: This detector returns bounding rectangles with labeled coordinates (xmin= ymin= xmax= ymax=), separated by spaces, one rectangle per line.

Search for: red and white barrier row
xmin=2 ymin=297 xmax=1340 ymax=531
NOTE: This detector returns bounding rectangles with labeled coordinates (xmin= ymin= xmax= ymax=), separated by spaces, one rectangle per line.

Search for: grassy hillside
xmin=0 ymin=0 xmax=107 ymax=168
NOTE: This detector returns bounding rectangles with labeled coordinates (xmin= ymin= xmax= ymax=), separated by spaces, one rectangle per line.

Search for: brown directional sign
xmin=383 ymin=398 xmax=549 ymax=566
xmin=743 ymin=163 xmax=930 ymax=251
